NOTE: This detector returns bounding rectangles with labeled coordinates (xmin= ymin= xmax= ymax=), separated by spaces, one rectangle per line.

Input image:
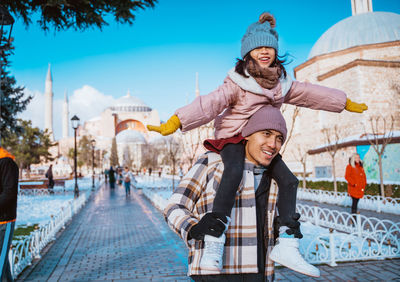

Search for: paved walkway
xmin=19 ymin=184 xmax=400 ymax=281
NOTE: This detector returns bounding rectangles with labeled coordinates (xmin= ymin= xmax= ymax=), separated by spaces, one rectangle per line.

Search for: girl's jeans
xmin=124 ymin=181 xmax=131 ymax=195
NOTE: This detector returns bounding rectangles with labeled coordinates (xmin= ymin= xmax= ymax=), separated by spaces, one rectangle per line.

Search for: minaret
xmin=351 ymin=0 xmax=373 ymax=15
xmin=44 ymin=64 xmax=54 ymax=141
xmin=195 ymin=72 xmax=200 ymax=97
xmin=62 ymin=90 xmax=69 ymax=139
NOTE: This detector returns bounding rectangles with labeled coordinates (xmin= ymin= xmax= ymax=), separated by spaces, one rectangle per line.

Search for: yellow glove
xmin=147 ymin=115 xmax=181 ymax=136
xmin=345 ymin=98 xmax=368 ymax=113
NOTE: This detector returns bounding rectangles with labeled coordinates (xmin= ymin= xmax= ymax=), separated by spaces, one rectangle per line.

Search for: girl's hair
xmin=349 ymin=153 xmax=363 ymax=168
xmin=235 ymin=52 xmax=290 ymax=78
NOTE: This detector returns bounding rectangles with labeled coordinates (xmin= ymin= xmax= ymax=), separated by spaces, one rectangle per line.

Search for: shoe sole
xmin=270 ymin=255 xmax=320 ymax=278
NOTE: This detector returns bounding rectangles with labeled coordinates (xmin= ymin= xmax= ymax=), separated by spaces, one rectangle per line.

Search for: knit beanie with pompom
xmin=241 ymin=12 xmax=279 ymax=58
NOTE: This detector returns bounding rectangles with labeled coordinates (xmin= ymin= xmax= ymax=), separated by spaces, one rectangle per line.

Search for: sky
xmin=10 ymin=0 xmax=400 ymax=140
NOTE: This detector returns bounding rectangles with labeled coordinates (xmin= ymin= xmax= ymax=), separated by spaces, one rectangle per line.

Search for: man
xmin=46 ymin=164 xmax=54 ymax=192
xmin=164 ymin=105 xmax=305 ymax=281
xmin=0 ymin=147 xmax=18 ymax=282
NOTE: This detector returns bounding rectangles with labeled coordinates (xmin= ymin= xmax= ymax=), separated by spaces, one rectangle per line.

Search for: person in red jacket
xmin=0 ymin=147 xmax=19 ymax=282
xmin=345 ymin=153 xmax=367 ymax=214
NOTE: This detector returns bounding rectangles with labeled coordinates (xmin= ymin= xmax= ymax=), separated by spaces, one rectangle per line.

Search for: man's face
xmin=244 ymin=130 xmax=283 ymax=166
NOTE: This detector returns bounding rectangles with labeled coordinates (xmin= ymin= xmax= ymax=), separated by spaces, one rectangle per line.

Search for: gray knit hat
xmin=242 ymin=105 xmax=287 ymax=142
xmin=241 ymin=12 xmax=279 ymax=58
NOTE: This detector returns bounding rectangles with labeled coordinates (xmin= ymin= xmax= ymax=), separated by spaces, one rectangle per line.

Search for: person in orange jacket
xmin=0 ymin=147 xmax=19 ymax=281
xmin=345 ymin=153 xmax=367 ymax=214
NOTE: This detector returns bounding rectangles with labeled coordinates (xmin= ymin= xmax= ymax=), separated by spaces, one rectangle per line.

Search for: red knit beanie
xmin=242 ymin=105 xmax=287 ymax=142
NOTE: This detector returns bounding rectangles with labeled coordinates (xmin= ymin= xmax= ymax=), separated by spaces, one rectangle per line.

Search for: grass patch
xmin=13 ymin=224 xmax=39 ymax=239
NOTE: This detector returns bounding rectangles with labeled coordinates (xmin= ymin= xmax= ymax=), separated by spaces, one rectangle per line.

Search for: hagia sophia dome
xmin=308 ymin=12 xmax=400 ymax=59
xmin=109 ymin=90 xmax=152 ymax=113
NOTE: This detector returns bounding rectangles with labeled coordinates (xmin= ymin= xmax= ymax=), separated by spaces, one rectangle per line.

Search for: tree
xmin=77 ymin=135 xmax=93 ymax=171
xmin=364 ymin=115 xmax=395 ymax=198
xmin=280 ymin=105 xmax=300 ymax=156
xmin=4 ymin=0 xmax=157 ymax=31
xmin=180 ymin=122 xmax=214 ymax=169
xmin=2 ymin=119 xmax=55 ymax=178
xmin=162 ymin=136 xmax=181 ymax=191
xmin=123 ymin=145 xmax=133 ymax=168
xmin=0 ymin=34 xmax=32 ymax=143
xmin=292 ymin=144 xmax=308 ymax=189
xmin=110 ymin=137 xmax=119 ymax=167
xmin=141 ymin=143 xmax=158 ymax=170
xmin=321 ymin=125 xmax=344 ymax=195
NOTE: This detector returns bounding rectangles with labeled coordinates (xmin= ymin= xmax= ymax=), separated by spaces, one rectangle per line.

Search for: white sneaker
xmin=200 ymin=234 xmax=226 ymax=271
xmin=270 ymin=237 xmax=320 ymax=277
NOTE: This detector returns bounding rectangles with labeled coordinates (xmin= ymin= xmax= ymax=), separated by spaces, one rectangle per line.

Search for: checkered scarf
xmin=163 ymin=152 xmax=278 ymax=280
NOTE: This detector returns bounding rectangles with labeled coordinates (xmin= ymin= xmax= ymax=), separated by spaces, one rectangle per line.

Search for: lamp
xmin=91 ymin=139 xmax=96 ymax=190
xmin=71 ymin=115 xmax=80 ymax=198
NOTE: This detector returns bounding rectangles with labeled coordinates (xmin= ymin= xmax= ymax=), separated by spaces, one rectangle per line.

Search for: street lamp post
xmin=71 ymin=115 xmax=80 ymax=198
xmin=91 ymin=139 xmax=96 ymax=190
xmin=0 ymin=7 xmax=14 ymax=146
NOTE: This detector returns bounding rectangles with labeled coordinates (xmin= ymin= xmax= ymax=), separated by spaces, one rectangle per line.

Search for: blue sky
xmin=10 ymin=0 xmax=400 ymax=139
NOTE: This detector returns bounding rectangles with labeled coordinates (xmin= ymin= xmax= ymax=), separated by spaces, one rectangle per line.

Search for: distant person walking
xmin=0 ymin=147 xmax=19 ymax=282
xmin=123 ymin=167 xmax=136 ymax=196
xmin=345 ymin=153 xmax=367 ymax=214
xmin=46 ymin=164 xmax=54 ymax=191
xmin=108 ymin=166 xmax=116 ymax=189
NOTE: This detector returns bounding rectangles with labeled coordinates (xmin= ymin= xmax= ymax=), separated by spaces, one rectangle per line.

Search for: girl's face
xmin=249 ymin=47 xmax=276 ymax=68
xmin=355 ymin=154 xmax=361 ymax=163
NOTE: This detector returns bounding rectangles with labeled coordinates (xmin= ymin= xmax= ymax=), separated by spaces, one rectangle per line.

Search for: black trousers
xmin=0 ymin=221 xmax=15 ymax=282
xmin=351 ymin=197 xmax=360 ymax=214
xmin=212 ymin=143 xmax=299 ymax=225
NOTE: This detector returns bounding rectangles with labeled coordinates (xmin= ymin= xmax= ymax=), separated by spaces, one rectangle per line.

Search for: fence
xmin=10 ymin=193 xmax=88 ymax=278
xmin=297 ymin=188 xmax=400 ymax=215
xmin=141 ymin=187 xmax=400 ymax=265
xmin=296 ymin=203 xmax=400 ymax=265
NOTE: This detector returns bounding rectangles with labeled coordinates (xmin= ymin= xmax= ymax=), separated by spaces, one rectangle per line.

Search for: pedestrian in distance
xmin=104 ymin=168 xmax=108 ymax=184
xmin=45 ymin=164 xmax=54 ymax=193
xmin=122 ymin=166 xmax=136 ymax=196
xmin=150 ymin=12 xmax=368 ymax=277
xmin=108 ymin=166 xmax=116 ymax=189
xmin=165 ymin=106 xmax=308 ymax=281
xmin=345 ymin=153 xmax=367 ymax=214
xmin=0 ymin=147 xmax=19 ymax=282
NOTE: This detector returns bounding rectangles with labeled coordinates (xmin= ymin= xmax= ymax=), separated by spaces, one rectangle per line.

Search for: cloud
xmin=18 ymin=85 xmax=116 ymax=140
xmin=69 ymin=85 xmax=115 ymax=122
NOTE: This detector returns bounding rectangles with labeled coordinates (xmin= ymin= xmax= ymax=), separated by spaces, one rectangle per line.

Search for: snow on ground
xmin=16 ymin=178 xmax=95 ymax=227
xmin=16 ymin=195 xmax=74 ymax=227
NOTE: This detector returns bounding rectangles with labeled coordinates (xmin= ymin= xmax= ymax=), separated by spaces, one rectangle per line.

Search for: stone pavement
xmin=19 ymin=184 xmax=400 ymax=281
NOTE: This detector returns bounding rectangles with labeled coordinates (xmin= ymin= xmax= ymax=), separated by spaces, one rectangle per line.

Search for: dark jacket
xmin=0 ymin=147 xmax=19 ymax=222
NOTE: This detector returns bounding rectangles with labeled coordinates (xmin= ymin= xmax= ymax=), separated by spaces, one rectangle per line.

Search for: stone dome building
xmin=284 ymin=1 xmax=400 ymax=182
xmin=80 ymin=90 xmax=161 ymax=169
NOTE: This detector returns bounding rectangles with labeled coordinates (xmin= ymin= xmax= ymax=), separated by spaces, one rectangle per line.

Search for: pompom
xmin=259 ymin=12 xmax=276 ymax=28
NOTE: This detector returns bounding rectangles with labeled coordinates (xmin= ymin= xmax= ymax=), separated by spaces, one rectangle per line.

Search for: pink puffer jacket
xmin=175 ymin=70 xmax=347 ymax=139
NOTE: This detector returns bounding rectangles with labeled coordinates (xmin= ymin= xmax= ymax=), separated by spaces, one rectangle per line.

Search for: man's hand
xmin=188 ymin=212 xmax=228 ymax=240
xmin=147 ymin=115 xmax=181 ymax=136
xmin=345 ymin=98 xmax=368 ymax=113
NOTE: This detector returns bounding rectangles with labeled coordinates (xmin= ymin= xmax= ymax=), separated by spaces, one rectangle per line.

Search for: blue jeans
xmin=124 ymin=181 xmax=131 ymax=195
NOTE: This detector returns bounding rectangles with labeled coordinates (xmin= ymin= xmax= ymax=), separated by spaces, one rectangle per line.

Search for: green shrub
xmin=304 ymin=180 xmax=400 ymax=198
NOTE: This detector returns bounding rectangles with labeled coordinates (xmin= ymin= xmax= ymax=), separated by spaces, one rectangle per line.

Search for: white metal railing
xmin=296 ymin=203 xmax=400 ymax=265
xmin=297 ymin=188 xmax=400 ymax=215
xmin=142 ymin=187 xmax=400 ymax=266
xmin=9 ymin=193 xmax=88 ymax=278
